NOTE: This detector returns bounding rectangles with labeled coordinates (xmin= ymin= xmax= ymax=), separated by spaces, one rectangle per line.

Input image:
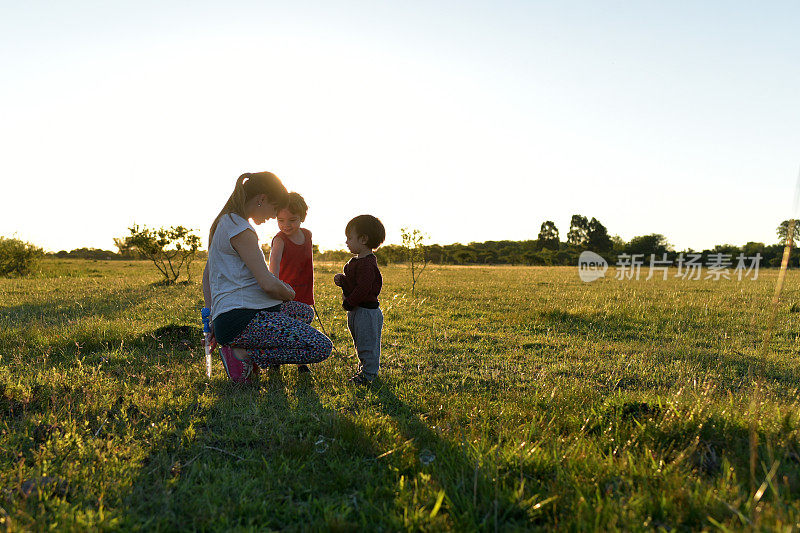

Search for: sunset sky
xmin=2 ymin=1 xmax=799 ymax=252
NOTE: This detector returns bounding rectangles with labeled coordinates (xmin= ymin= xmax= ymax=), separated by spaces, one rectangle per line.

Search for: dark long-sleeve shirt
xmin=339 ymin=254 xmax=382 ymax=310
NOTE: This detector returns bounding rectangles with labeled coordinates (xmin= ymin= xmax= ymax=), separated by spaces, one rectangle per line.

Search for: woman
xmin=202 ymin=172 xmax=332 ymax=382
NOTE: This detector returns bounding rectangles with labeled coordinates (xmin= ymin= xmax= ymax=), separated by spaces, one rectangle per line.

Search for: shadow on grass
xmin=372 ymin=383 xmax=534 ymax=529
xmin=116 ymin=369 xmax=535 ymax=529
xmin=118 ymin=370 xmax=393 ymax=530
xmin=688 ymin=347 xmax=800 ymax=392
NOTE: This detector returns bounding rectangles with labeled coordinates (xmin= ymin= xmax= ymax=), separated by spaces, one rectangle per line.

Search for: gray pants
xmin=347 ymin=307 xmax=383 ymax=378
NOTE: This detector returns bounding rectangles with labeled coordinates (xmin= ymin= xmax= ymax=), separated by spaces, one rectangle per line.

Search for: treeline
xmin=371 ymin=215 xmax=796 ymax=267
xmin=50 ymin=240 xmax=791 ymax=268
xmin=50 ymin=248 xmax=134 ymax=260
xmin=374 ymin=239 xmax=791 ymax=267
xmin=49 ymin=248 xmax=209 ymax=261
xmin=45 ymin=215 xmax=798 ymax=268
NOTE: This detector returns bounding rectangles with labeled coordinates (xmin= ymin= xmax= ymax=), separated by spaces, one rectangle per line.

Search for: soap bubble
xmin=419 ymin=448 xmax=436 ymax=465
xmin=314 ymin=436 xmax=329 ymax=454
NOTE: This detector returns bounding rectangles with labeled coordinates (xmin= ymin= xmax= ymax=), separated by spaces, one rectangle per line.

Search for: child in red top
xmin=268 ymin=192 xmax=315 ymax=372
xmin=269 ymin=192 xmax=314 ymax=306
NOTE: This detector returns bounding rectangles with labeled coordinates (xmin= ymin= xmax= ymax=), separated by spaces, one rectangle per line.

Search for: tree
xmin=712 ymin=243 xmax=741 ymax=255
xmin=58 ymin=247 xmax=117 ymax=260
xmin=400 ymin=227 xmax=429 ymax=297
xmin=426 ymin=244 xmax=444 ymax=264
xmin=451 ymin=248 xmax=476 ymax=265
xmin=478 ymin=249 xmax=498 ymax=264
xmin=742 ymin=241 xmax=765 ymax=257
xmin=625 ymin=234 xmax=671 ymax=257
xmin=119 ymin=224 xmax=201 ymax=284
xmin=566 ymin=215 xmax=589 ymax=247
xmin=586 ymin=217 xmax=612 ymax=253
xmin=537 ymin=221 xmax=559 ymax=251
xmin=611 ymin=235 xmax=626 ymax=254
xmin=0 ymin=236 xmax=43 ymax=277
xmin=113 ymin=237 xmax=141 ymax=259
xmin=777 ymin=220 xmax=800 ymax=246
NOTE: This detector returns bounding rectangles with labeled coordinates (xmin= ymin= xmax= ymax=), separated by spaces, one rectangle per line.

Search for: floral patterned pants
xmin=230 ymin=301 xmax=331 ymax=366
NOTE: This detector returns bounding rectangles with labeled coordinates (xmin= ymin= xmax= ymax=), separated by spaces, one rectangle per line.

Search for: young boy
xmin=334 ymin=215 xmax=385 ymax=385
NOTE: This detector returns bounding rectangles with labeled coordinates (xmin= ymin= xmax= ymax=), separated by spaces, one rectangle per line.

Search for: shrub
xmin=118 ymin=225 xmax=201 ymax=284
xmin=0 ymin=237 xmax=44 ymax=277
xmin=401 ymin=227 xmax=429 ymax=297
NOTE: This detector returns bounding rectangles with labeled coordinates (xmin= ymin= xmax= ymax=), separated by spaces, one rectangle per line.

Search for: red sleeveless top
xmin=275 ymin=228 xmax=314 ymax=305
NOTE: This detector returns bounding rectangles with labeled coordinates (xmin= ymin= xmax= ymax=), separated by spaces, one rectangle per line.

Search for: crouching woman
xmin=202 ymin=171 xmax=332 ymax=382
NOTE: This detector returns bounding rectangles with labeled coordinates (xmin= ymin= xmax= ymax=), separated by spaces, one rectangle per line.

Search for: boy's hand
xmin=333 ymin=273 xmax=344 ymax=286
xmin=342 ymin=296 xmax=354 ymax=311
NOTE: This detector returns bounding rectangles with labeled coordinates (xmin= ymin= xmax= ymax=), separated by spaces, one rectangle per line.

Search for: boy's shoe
xmin=348 ymin=372 xmax=373 ymax=386
xmin=219 ymin=345 xmax=253 ymax=383
xmin=297 ymin=365 xmax=311 ymax=373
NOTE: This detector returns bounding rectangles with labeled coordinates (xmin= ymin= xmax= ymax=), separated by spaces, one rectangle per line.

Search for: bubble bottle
xmin=201 ymin=307 xmax=213 ymax=378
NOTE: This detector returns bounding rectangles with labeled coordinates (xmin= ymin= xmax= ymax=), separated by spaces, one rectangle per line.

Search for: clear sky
xmin=1 ymin=1 xmax=798 ymax=252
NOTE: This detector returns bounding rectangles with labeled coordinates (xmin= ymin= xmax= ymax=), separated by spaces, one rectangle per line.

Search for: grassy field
xmin=1 ymin=259 xmax=800 ymax=531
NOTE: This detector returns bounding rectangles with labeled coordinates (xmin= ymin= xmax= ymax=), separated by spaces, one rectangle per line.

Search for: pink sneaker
xmin=219 ymin=345 xmax=253 ymax=383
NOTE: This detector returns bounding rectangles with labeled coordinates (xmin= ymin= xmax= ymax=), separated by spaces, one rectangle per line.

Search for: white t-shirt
xmin=208 ymin=213 xmax=282 ymax=319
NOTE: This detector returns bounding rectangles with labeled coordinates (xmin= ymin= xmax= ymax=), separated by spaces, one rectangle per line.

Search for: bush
xmin=401 ymin=227 xmax=429 ymax=296
xmin=0 ymin=237 xmax=44 ymax=277
xmin=117 ymin=225 xmax=201 ymax=284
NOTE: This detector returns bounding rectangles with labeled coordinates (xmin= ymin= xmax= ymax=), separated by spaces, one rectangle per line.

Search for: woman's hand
xmin=333 ymin=273 xmax=344 ymax=286
xmin=281 ymin=280 xmax=296 ymax=301
xmin=205 ymin=326 xmax=218 ymax=353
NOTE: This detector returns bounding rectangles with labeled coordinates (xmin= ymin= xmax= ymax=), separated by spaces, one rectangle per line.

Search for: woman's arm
xmin=231 ymin=229 xmax=295 ymax=301
xmin=268 ymin=236 xmax=284 ymax=277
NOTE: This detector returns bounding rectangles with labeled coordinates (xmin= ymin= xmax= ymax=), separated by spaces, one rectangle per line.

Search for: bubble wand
xmin=313 ymin=303 xmax=347 ymax=359
xmin=201 ymin=307 xmax=213 ymax=378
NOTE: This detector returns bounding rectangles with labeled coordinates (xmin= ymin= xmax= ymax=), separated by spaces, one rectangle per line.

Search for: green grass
xmin=1 ymin=259 xmax=800 ymax=530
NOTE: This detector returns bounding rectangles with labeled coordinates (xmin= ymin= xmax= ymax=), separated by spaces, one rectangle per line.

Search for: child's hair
xmin=346 ymin=215 xmax=386 ymax=249
xmin=209 ymin=172 xmax=289 ymax=245
xmin=284 ymin=192 xmax=308 ymax=219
